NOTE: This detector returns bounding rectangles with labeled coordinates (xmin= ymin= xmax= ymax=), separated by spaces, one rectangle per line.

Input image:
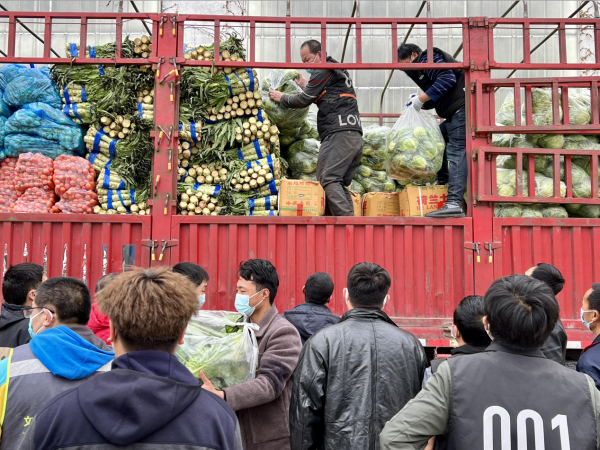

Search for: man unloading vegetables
xmin=397 ymin=43 xmax=467 ymax=218
xmin=268 ymin=40 xmax=363 ymax=216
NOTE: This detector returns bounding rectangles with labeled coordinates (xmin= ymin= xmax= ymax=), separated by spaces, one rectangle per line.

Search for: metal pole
xmin=129 ymin=1 xmax=153 ymax=35
xmin=504 ymin=0 xmax=591 ymax=79
xmin=453 ymin=0 xmax=521 ymax=59
xmin=378 ymin=1 xmax=427 ymax=125
xmin=341 ymin=1 xmax=358 ymax=63
xmin=0 ymin=3 xmax=60 ymax=58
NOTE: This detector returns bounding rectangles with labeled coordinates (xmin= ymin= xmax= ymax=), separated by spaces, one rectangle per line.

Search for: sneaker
xmin=425 ymin=204 xmax=466 ymax=218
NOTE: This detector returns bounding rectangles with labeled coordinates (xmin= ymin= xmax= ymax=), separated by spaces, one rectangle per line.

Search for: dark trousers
xmin=437 ymin=108 xmax=467 ymax=205
xmin=317 ymin=130 xmax=363 ymax=216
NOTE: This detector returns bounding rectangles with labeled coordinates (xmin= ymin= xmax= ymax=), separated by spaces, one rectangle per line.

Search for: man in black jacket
xmin=0 ymin=263 xmax=46 ymax=348
xmin=289 ymin=263 xmax=427 ymax=450
xmin=269 ymin=40 xmax=362 ymax=216
xmin=283 ymin=272 xmax=339 ymax=344
xmin=525 ymin=262 xmax=568 ymax=365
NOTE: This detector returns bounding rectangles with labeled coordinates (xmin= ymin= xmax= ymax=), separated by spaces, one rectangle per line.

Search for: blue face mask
xmin=235 ymin=289 xmax=265 ymax=317
xmin=582 ymin=308 xmax=595 ymax=330
xmin=198 ymin=294 xmax=206 ymax=310
xmin=305 ymin=53 xmax=319 ymax=75
xmin=28 ymin=310 xmax=47 ymax=339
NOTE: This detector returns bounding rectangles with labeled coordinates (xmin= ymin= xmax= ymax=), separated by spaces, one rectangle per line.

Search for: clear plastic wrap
xmin=260 ymin=69 xmax=308 ymax=136
xmin=348 ymin=179 xmax=366 ymax=196
xmin=12 ymin=187 xmax=57 ymax=213
xmin=53 ymin=188 xmax=98 ymax=214
xmin=15 ymin=152 xmax=55 ymax=194
xmin=53 ymin=155 xmax=96 ymax=196
xmin=295 ymin=111 xmax=320 ymax=141
xmin=362 ymin=125 xmax=391 ymax=171
xmin=385 ymin=107 xmax=445 ymax=182
xmin=496 ymin=168 xmax=566 ymax=198
xmin=175 ymin=311 xmax=259 ymax=389
xmin=288 ymin=138 xmax=320 ymax=177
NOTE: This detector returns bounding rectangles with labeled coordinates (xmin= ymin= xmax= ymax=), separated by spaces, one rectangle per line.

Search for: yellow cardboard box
xmin=350 ymin=191 xmax=362 ymax=216
xmin=279 ymin=180 xmax=326 ymax=216
xmin=399 ymin=185 xmax=449 ymax=217
xmin=362 ymin=192 xmax=400 ymax=217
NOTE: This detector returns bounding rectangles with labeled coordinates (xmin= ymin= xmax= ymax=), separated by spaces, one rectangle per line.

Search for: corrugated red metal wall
xmin=0 ymin=215 xmax=151 ymax=297
xmin=171 ymin=216 xmax=474 ymax=339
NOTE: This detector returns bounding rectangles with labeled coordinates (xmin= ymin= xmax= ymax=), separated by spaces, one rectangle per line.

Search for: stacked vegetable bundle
xmin=178 ymin=36 xmax=284 ymax=216
xmin=493 ymin=88 xmax=600 ymax=218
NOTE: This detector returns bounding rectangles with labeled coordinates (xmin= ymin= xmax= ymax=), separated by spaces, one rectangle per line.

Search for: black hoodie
xmin=19 ymin=350 xmax=243 ymax=450
xmin=0 ymin=302 xmax=31 ymax=348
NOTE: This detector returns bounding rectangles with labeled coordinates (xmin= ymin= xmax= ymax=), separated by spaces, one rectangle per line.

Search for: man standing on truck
xmin=268 ymin=40 xmax=363 ymax=216
xmin=380 ymin=275 xmax=600 ymax=449
xmin=397 ymin=43 xmax=467 ymax=218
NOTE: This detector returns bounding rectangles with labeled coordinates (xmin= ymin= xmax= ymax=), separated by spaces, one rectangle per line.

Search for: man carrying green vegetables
xmin=269 ymin=40 xmax=363 ymax=216
xmin=397 ymin=43 xmax=467 ymax=218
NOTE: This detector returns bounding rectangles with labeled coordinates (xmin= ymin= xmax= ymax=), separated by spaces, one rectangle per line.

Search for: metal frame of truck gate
xmin=1 ymin=12 xmax=600 ymax=346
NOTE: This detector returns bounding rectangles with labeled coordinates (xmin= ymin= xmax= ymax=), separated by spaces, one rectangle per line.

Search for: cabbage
xmin=495 ymin=203 xmax=523 ymax=218
xmin=347 ymin=179 xmax=366 ymax=196
xmin=538 ymin=134 xmax=565 ymax=150
xmin=288 ymin=138 xmax=320 ymax=175
xmin=537 ymin=205 xmax=568 ymax=218
xmin=521 ymin=207 xmax=544 ymax=219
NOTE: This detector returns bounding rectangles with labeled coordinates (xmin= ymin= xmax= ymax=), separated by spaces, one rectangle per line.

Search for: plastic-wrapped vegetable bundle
xmin=362 ymin=125 xmax=391 ymax=171
xmin=53 ymin=189 xmax=98 ymax=214
xmin=5 ymin=103 xmax=85 ymax=157
xmin=496 ymin=92 xmax=523 ymax=126
xmin=537 ymin=204 xmax=569 ymax=218
xmin=3 ymin=74 xmax=61 ymax=110
xmin=495 ymin=135 xmax=550 ymax=173
xmin=541 ymin=159 xmax=592 ymax=199
xmin=385 ymin=107 xmax=445 ymax=182
xmin=354 ymin=169 xmax=397 ymax=193
xmin=0 ymin=157 xmax=18 ymax=212
xmin=261 ymin=69 xmax=308 ymax=136
xmin=295 ymin=111 xmax=320 ymax=141
xmin=494 ymin=203 xmax=523 ymax=218
xmin=348 ymin=179 xmax=366 ymax=196
xmin=53 ymin=155 xmax=96 ymax=196
xmin=288 ymin=138 xmax=320 ymax=178
xmin=227 ymin=194 xmax=278 ymax=215
xmin=175 ymin=310 xmax=259 ymax=389
xmin=496 ymin=167 xmax=566 ymax=198
xmin=13 ymin=187 xmax=57 ymax=213
xmin=568 ymin=204 xmax=600 ymax=218
xmin=15 ymin=153 xmax=54 ymax=194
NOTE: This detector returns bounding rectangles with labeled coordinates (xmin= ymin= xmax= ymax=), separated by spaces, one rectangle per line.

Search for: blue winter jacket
xmin=283 ymin=303 xmax=340 ymax=344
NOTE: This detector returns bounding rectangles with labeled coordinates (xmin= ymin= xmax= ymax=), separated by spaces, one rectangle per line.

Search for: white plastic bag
xmin=175 ymin=310 xmax=259 ymax=389
xmin=385 ymin=106 xmax=445 ymax=182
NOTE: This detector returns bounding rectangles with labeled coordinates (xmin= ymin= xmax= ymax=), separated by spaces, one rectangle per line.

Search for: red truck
xmin=0 ymin=11 xmax=597 ymax=353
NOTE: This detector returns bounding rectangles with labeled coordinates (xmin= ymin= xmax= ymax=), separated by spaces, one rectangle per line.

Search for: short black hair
xmin=397 ymin=43 xmax=422 ymax=61
xmin=305 ymin=273 xmax=334 ymax=305
xmin=237 ymin=259 xmax=279 ymax=305
xmin=95 ymin=273 xmax=119 ymax=294
xmin=347 ymin=262 xmax=391 ymax=308
xmin=2 ymin=263 xmax=44 ymax=305
xmin=530 ymin=263 xmax=565 ymax=296
xmin=300 ymin=39 xmax=321 ymax=55
xmin=172 ymin=262 xmax=209 ymax=287
xmin=484 ymin=275 xmax=559 ymax=351
xmin=454 ymin=295 xmax=491 ymax=348
xmin=35 ymin=277 xmax=92 ymax=325
xmin=587 ymin=283 xmax=600 ymax=311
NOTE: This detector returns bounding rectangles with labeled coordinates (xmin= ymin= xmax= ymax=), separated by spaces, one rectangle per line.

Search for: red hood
xmin=87 ymin=302 xmax=110 ymax=344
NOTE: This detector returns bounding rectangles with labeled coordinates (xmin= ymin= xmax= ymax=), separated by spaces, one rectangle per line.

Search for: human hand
xmin=269 ymin=90 xmax=283 ymax=102
xmin=295 ymin=73 xmax=308 ymax=90
xmin=406 ymin=93 xmax=423 ymax=111
xmin=199 ymin=370 xmax=224 ymax=399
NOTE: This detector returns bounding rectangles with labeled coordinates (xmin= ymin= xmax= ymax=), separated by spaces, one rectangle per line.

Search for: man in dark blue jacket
xmin=577 ymin=283 xmax=600 ymax=389
xmin=283 ymin=272 xmax=339 ymax=344
xmin=18 ymin=268 xmax=242 ymax=450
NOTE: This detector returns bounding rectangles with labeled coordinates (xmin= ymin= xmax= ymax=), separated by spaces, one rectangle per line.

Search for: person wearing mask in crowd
xmin=577 ymin=283 xmax=600 ymax=390
xmin=18 ymin=267 xmax=242 ymax=450
xmin=87 ymin=273 xmax=119 ymax=344
xmin=200 ymin=259 xmax=302 ymax=450
xmin=0 ymin=277 xmax=114 ymax=450
xmin=422 ymin=295 xmax=491 ymax=388
xmin=289 ymin=263 xmax=427 ymax=450
xmin=525 ymin=262 xmax=568 ymax=365
xmin=282 ymin=272 xmax=339 ymax=344
xmin=397 ymin=43 xmax=466 ymax=218
xmin=0 ymin=263 xmax=46 ymax=348
xmin=172 ymin=262 xmax=209 ymax=309
xmin=380 ymin=275 xmax=600 ymax=449
xmin=269 ymin=40 xmax=363 ymax=216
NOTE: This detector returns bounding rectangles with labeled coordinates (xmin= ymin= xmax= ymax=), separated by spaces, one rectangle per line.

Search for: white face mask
xmin=235 ymin=289 xmax=265 ymax=317
xmin=198 ymin=294 xmax=206 ymax=309
xmin=450 ymin=325 xmax=457 ymax=340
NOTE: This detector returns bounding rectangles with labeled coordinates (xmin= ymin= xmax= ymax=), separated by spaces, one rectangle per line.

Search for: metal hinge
xmin=484 ymin=242 xmax=502 ymax=264
xmin=469 ymin=17 xmax=489 ymax=28
xmin=464 ymin=241 xmax=482 ymax=263
xmin=470 ymin=60 xmax=489 ymax=72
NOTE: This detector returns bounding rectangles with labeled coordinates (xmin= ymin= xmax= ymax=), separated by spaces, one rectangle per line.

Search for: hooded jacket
xmin=282 ymin=303 xmax=340 ymax=344
xmin=0 ymin=325 xmax=114 ymax=449
xmin=289 ymin=308 xmax=427 ymax=450
xmin=18 ymin=351 xmax=243 ymax=450
xmin=0 ymin=303 xmax=31 ymax=348
xmin=87 ymin=302 xmax=111 ymax=344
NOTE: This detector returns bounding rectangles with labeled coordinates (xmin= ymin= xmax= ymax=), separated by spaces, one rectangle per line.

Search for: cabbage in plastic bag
xmin=5 ymin=102 xmax=84 ymax=156
xmin=521 ymin=206 xmax=544 ymax=219
xmin=295 ymin=111 xmax=320 ymax=141
xmin=496 ymin=92 xmax=520 ymax=126
xmin=496 ymin=168 xmax=566 ymax=198
xmin=492 ymin=133 xmax=514 ymax=148
xmin=495 ymin=203 xmax=523 ymax=218
xmin=175 ymin=311 xmax=259 ymax=389
xmin=261 ymin=69 xmax=308 ymax=136
xmin=348 ymin=179 xmax=366 ymax=196
xmin=570 ymin=204 xmax=600 ymax=218
xmin=4 ymin=76 xmax=61 ymax=110
xmin=288 ymin=138 xmax=320 ymax=176
xmin=537 ymin=204 xmax=568 ymax=218
xmin=541 ymin=160 xmax=591 ymax=199
xmin=386 ymin=107 xmax=445 ymax=181
xmin=362 ymin=125 xmax=391 ymax=171
xmin=537 ymin=134 xmax=565 ymax=150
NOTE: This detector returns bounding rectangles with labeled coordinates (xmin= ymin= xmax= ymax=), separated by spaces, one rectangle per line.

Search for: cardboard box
xmin=279 ymin=180 xmax=325 ymax=216
xmin=362 ymin=192 xmax=400 ymax=217
xmin=350 ymin=191 xmax=362 ymax=216
xmin=399 ymin=185 xmax=449 ymax=217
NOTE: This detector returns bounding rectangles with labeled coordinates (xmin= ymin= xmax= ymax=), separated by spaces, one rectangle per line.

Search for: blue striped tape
xmin=225 ymin=75 xmax=233 ymax=96
xmin=190 ymin=122 xmax=198 ymax=142
xmin=257 ymin=109 xmax=263 ymax=122
xmin=69 ymin=43 xmax=78 ymax=57
xmin=267 ymin=179 xmax=277 ymax=195
xmin=193 ymin=182 xmax=200 ymax=190
xmin=265 ymin=196 xmax=271 ymax=210
xmin=137 ymin=102 xmax=143 ymax=118
xmin=254 ymin=140 xmax=262 ymax=159
xmin=99 ymin=65 xmax=104 ymax=76
xmin=62 ymin=86 xmax=71 ymax=104
xmin=81 ymin=85 xmax=87 ymax=102
xmin=249 ymin=198 xmax=254 ymax=214
xmin=117 ymin=190 xmax=130 ymax=213
xmin=89 ymin=129 xmax=106 ymax=165
xmin=72 ymin=103 xmax=82 ymax=123
xmin=107 ymin=189 xmax=113 ymax=210
xmin=238 ymin=147 xmax=244 ymax=159
xmin=102 ymin=160 xmax=113 ymax=189
xmin=266 ymin=155 xmax=274 ymax=174
xmin=130 ymin=190 xmax=135 ymax=203
xmin=88 ymin=46 xmax=97 ymax=58
xmin=246 ymin=68 xmax=254 ymax=92
xmin=108 ymin=139 xmax=118 ymax=159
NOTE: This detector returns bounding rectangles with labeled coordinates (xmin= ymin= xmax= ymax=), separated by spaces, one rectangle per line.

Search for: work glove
xmin=406 ymin=94 xmax=423 ymax=111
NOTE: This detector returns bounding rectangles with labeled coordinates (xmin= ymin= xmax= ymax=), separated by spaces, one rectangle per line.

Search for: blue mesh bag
xmin=5 ymin=103 xmax=84 ymax=156
xmin=0 ymin=97 xmax=12 ymax=118
xmin=5 ymin=134 xmax=78 ymax=160
xmin=4 ymin=76 xmax=61 ymax=109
